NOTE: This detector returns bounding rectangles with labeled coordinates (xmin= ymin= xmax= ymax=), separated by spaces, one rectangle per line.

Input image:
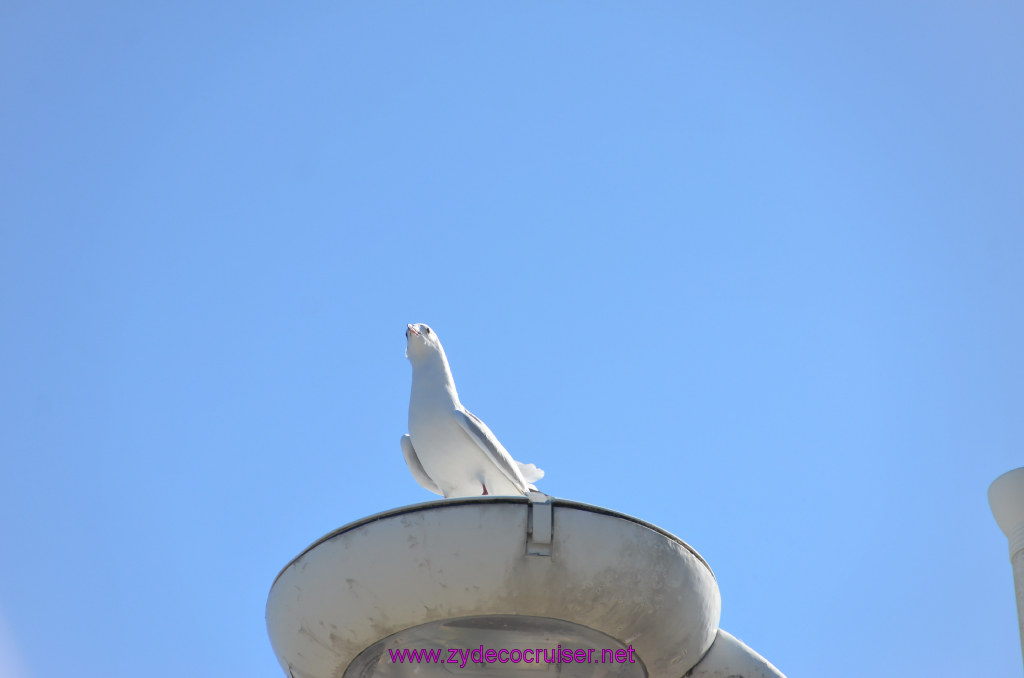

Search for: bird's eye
xmin=424 ymin=327 xmax=431 ymax=334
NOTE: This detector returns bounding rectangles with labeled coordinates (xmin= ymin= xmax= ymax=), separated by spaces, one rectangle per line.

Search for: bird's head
xmin=405 ymin=323 xmax=444 ymax=362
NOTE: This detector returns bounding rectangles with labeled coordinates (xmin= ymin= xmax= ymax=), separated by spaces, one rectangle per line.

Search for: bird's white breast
xmin=406 ymin=344 xmax=526 ymax=497
xmin=408 ymin=367 xmax=513 ymax=495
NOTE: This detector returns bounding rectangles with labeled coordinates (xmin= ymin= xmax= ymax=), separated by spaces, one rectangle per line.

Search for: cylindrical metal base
xmin=1011 ymin=550 xmax=1024 ymax=670
xmin=989 ymin=467 xmax=1024 ymax=671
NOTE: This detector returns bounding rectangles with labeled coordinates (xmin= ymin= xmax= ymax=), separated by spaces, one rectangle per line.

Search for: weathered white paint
xmin=989 ymin=467 xmax=1024 ymax=671
xmin=267 ymin=496 xmax=721 ymax=678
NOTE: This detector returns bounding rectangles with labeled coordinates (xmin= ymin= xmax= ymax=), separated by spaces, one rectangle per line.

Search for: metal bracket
xmin=526 ymin=491 xmax=552 ymax=556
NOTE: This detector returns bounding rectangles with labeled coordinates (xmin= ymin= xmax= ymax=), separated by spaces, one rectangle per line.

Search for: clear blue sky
xmin=2 ymin=3 xmax=1022 ymax=677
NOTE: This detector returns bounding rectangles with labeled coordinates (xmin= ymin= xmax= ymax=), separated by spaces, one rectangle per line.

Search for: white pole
xmin=989 ymin=467 xmax=1024 ymax=673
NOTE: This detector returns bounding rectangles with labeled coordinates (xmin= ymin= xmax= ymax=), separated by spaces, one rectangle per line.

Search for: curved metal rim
xmin=270 ymin=496 xmax=714 ymax=588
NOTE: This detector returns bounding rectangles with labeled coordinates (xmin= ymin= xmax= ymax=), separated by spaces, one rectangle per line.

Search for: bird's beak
xmin=407 ymin=324 xmax=420 ymax=336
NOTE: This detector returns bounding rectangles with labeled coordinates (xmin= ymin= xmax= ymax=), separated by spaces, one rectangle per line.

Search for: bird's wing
xmin=400 ymin=434 xmax=444 ymax=496
xmin=454 ymin=408 xmax=529 ymax=493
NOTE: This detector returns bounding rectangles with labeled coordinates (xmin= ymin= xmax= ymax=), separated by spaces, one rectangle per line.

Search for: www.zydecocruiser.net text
xmin=388 ymin=646 xmax=638 ymax=668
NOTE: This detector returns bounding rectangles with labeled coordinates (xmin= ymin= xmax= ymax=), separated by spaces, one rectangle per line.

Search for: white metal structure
xmin=267 ymin=494 xmax=785 ymax=678
xmin=989 ymin=467 xmax=1024 ymax=671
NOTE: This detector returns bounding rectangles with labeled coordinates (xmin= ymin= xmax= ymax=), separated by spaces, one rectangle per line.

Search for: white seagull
xmin=401 ymin=323 xmax=544 ymax=498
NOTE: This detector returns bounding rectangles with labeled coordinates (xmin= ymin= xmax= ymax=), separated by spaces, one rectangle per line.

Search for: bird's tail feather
xmin=516 ymin=462 xmax=544 ymax=483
